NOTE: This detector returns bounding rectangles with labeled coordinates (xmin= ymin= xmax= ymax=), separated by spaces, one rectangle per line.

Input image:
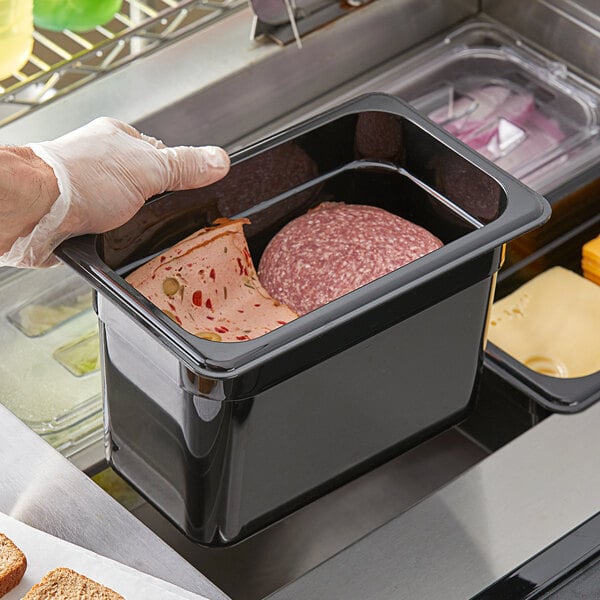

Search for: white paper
xmin=0 ymin=512 xmax=211 ymax=600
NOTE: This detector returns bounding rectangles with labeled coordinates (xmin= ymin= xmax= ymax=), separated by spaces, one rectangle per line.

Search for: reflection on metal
xmin=269 ymin=401 xmax=600 ymax=600
xmin=0 ymin=1 xmax=480 ymax=146
xmin=283 ymin=0 xmax=303 ymax=48
xmin=249 ymin=0 xmax=372 ymax=46
xmin=0 ymin=0 xmax=246 ymax=128
xmin=483 ymin=0 xmax=600 ymax=85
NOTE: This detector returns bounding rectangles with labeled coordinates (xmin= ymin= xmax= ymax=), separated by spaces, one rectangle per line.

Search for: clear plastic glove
xmin=0 ymin=117 xmax=230 ymax=268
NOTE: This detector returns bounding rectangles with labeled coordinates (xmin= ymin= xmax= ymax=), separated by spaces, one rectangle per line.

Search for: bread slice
xmin=0 ymin=532 xmax=27 ymax=597
xmin=23 ymin=567 xmax=124 ymax=600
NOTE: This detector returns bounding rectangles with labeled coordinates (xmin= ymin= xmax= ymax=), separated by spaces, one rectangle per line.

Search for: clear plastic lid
xmin=8 ymin=277 xmax=93 ymax=337
xmin=347 ymin=21 xmax=600 ymax=194
xmin=0 ymin=265 xmax=102 ymax=452
xmin=0 ymin=266 xmax=21 ymax=285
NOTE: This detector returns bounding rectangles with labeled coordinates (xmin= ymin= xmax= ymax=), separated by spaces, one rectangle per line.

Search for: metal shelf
xmin=0 ymin=0 xmax=246 ymax=128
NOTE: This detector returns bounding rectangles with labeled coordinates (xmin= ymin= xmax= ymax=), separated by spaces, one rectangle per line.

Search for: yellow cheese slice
xmin=582 ymin=257 xmax=600 ymax=273
xmin=582 ymin=235 xmax=600 ymax=284
xmin=582 ymin=234 xmax=600 ymax=261
xmin=582 ymin=271 xmax=600 ymax=286
xmin=488 ymin=266 xmax=600 ymax=378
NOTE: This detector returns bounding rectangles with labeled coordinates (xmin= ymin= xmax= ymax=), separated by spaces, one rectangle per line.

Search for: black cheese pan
xmin=483 ymin=210 xmax=600 ymax=415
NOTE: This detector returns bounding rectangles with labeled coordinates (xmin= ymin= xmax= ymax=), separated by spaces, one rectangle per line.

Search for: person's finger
xmin=158 ymin=145 xmax=230 ymax=191
xmin=96 ymin=116 xmax=167 ymax=149
xmin=140 ymin=132 xmax=167 ymax=149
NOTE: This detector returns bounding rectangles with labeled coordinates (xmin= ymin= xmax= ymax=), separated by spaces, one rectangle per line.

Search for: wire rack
xmin=0 ymin=0 xmax=247 ymax=128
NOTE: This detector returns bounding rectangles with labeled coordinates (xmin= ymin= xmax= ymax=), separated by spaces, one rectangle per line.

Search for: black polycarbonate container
xmin=57 ymin=94 xmax=549 ymax=545
xmin=483 ymin=211 xmax=600 ymax=415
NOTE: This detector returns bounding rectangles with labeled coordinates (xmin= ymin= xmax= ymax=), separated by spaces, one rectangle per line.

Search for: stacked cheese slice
xmin=488 ymin=267 xmax=600 ymax=378
xmin=582 ymin=234 xmax=600 ymax=285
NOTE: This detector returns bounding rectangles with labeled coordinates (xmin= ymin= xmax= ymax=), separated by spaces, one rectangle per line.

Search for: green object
xmin=53 ymin=330 xmax=100 ymax=377
xmin=34 ymin=0 xmax=122 ymax=32
xmin=93 ymin=468 xmax=144 ymax=511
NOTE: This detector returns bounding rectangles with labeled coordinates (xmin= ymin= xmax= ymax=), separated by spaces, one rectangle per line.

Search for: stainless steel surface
xmin=249 ymin=0 xmax=371 ymax=46
xmin=0 ymin=402 xmax=230 ymax=600
xmin=234 ymin=16 xmax=600 ymax=195
xmin=131 ymin=429 xmax=487 ymax=600
xmin=250 ymin=0 xmax=322 ymax=26
xmin=0 ymin=0 xmax=478 ymax=146
xmin=133 ymin=0 xmax=478 ymax=147
xmin=484 ymin=0 xmax=600 ymax=85
xmin=68 ymin=438 xmax=105 ymax=471
xmin=268 ymin=401 xmax=600 ymax=600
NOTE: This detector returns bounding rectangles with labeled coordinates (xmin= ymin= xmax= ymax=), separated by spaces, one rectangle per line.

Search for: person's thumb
xmin=158 ymin=145 xmax=230 ymax=192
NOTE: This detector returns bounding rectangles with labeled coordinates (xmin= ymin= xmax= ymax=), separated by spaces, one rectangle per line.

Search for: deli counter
xmin=1 ymin=1 xmax=600 ymax=599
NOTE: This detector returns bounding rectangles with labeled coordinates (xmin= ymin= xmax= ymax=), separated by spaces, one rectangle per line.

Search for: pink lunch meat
xmin=258 ymin=202 xmax=443 ymax=315
xmin=494 ymin=110 xmax=565 ymax=173
xmin=441 ymin=85 xmax=511 ymax=138
xmin=461 ymin=92 xmax=536 ymax=150
xmin=126 ymin=218 xmax=298 ymax=342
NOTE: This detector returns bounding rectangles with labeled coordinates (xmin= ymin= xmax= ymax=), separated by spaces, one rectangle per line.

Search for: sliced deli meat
xmin=126 ymin=218 xmax=298 ymax=342
xmin=215 ymin=142 xmax=318 ymax=236
xmin=435 ymin=153 xmax=502 ymax=223
xmin=427 ymin=84 xmax=565 ymax=174
xmin=258 ymin=202 xmax=443 ymax=315
xmin=439 ymin=85 xmax=512 ymax=138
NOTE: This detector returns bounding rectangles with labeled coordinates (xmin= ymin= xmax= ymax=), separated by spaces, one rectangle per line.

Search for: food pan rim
xmin=56 ymin=93 xmax=551 ymax=378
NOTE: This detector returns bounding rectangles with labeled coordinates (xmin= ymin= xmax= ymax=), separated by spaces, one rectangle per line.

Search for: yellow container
xmin=0 ymin=0 xmax=34 ymax=80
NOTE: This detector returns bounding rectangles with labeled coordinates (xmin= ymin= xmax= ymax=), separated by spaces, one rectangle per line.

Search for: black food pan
xmin=57 ymin=94 xmax=549 ymax=545
xmin=484 ymin=211 xmax=600 ymax=414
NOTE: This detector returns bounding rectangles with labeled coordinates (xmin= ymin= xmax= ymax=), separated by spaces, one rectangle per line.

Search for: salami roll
xmin=258 ymin=202 xmax=443 ymax=315
xmin=216 ymin=142 xmax=319 ymax=235
xmin=435 ymin=153 xmax=501 ymax=223
xmin=354 ymin=111 xmax=404 ymax=163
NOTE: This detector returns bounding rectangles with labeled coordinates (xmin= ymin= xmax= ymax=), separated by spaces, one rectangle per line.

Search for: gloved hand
xmin=0 ymin=117 xmax=230 ymax=268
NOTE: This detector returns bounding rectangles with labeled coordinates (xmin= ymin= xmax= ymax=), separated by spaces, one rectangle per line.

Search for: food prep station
xmin=2 ymin=1 xmax=600 ymax=599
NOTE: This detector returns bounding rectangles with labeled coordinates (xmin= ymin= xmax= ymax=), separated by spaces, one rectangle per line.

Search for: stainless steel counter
xmin=0 ymin=403 xmax=230 ymax=600
xmin=268 ymin=401 xmax=600 ymax=600
xmin=130 ymin=429 xmax=488 ymax=600
xmin=3 ymin=385 xmax=600 ymax=600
